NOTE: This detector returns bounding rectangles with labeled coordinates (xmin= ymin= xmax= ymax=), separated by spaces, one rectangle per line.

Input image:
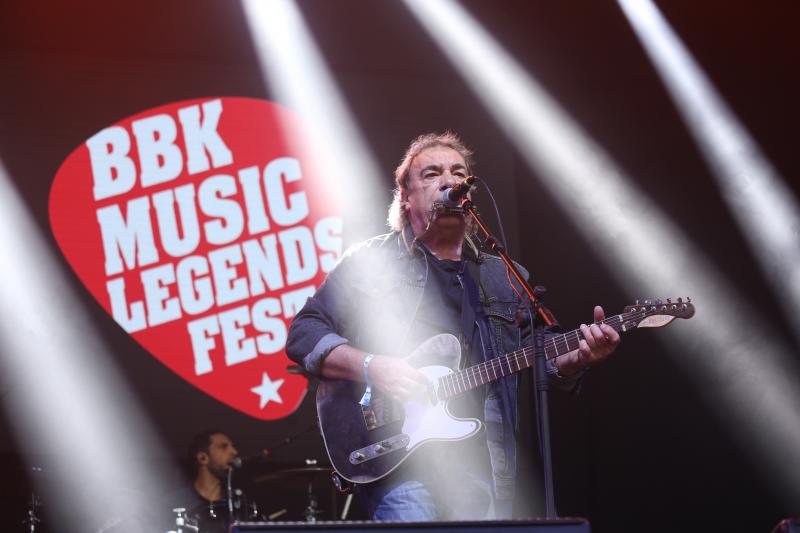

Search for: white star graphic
xmin=251 ymin=372 xmax=285 ymax=409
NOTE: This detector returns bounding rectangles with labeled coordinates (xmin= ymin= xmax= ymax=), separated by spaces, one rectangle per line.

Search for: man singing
xmin=287 ymin=132 xmax=619 ymax=520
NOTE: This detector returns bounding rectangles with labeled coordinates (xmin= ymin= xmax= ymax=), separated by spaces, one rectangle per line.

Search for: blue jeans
xmin=359 ymin=471 xmax=507 ymax=521
xmin=361 ymin=480 xmax=439 ymax=521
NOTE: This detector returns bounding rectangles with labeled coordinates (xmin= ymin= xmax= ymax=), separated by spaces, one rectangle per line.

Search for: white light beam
xmin=618 ymin=0 xmax=800 ymax=352
xmin=242 ymin=0 xmax=388 ymax=244
xmin=0 ymin=161 xmax=171 ymax=530
xmin=404 ymin=0 xmax=800 ymax=508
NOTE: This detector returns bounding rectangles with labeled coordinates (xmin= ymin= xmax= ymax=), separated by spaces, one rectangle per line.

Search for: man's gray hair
xmin=387 ymin=132 xmax=474 ymax=231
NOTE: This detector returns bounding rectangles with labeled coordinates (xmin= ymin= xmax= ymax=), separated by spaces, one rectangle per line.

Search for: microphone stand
xmin=459 ymin=196 xmax=559 ymax=518
xmin=227 ymin=466 xmax=235 ymax=523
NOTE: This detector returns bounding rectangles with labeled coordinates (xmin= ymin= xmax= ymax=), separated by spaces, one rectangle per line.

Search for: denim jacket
xmin=286 ymin=229 xmax=579 ymax=504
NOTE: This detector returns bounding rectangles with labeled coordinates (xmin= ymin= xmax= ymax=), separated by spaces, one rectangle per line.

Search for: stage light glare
xmin=241 ymin=0 xmax=387 ymax=244
xmin=617 ymin=0 xmax=800 ymax=350
xmin=0 ymin=161 xmax=170 ymax=531
xmin=404 ymin=0 xmax=800 ymax=508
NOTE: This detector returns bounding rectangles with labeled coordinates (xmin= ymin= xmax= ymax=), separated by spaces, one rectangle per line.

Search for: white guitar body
xmin=402 ymin=363 xmax=480 ymax=449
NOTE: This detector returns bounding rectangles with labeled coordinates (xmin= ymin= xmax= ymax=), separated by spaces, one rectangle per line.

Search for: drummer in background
xmin=163 ymin=430 xmax=241 ymax=532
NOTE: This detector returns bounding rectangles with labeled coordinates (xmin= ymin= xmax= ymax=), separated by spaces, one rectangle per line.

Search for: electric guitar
xmin=317 ymin=298 xmax=695 ymax=483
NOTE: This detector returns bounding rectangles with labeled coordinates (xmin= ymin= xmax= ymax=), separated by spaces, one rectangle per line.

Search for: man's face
xmin=201 ymin=433 xmax=238 ymax=479
xmin=403 ymin=145 xmax=469 ymax=237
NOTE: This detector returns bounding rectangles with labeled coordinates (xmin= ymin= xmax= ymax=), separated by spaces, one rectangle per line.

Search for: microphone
xmin=231 ymin=449 xmax=270 ymax=469
xmin=440 ymin=175 xmax=479 ymax=207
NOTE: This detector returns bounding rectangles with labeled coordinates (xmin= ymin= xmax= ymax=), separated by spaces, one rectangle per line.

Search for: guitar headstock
xmin=621 ymin=297 xmax=695 ymax=329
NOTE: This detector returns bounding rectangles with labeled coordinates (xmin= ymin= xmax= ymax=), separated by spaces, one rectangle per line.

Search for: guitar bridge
xmin=349 ymin=434 xmax=410 ymax=464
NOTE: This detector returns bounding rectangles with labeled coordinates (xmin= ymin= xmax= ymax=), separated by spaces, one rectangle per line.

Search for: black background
xmin=1 ymin=1 xmax=799 ymax=531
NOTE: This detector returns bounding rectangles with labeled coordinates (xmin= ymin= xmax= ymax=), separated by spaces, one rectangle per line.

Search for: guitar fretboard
xmin=435 ymin=308 xmax=651 ymax=401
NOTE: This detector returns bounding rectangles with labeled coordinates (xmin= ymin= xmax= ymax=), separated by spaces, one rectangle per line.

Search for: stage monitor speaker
xmin=231 ymin=518 xmax=590 ymax=533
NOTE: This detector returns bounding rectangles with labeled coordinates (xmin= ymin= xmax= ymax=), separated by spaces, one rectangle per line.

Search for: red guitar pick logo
xmin=49 ymin=97 xmax=341 ymax=420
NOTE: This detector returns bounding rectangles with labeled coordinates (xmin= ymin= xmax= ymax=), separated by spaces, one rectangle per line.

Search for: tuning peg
xmin=644 ymin=299 xmax=652 ymax=305
xmin=687 ymin=297 xmax=691 ymax=303
xmin=655 ymin=298 xmax=663 ymax=305
xmin=667 ymin=298 xmax=672 ymax=304
xmin=677 ymin=297 xmax=683 ymax=303
xmin=635 ymin=299 xmax=640 ymax=305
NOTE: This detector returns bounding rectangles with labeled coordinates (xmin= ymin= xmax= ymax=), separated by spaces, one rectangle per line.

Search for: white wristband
xmin=362 ymin=353 xmax=374 ymax=382
xmin=359 ymin=354 xmax=375 ymax=407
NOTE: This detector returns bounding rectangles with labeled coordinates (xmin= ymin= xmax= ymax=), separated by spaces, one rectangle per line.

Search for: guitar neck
xmin=436 ymin=309 xmax=643 ymax=401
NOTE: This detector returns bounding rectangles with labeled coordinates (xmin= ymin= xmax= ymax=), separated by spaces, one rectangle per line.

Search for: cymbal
xmin=253 ymin=466 xmax=332 ymax=486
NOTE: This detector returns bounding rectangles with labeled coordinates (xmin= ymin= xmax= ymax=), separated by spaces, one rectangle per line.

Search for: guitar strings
xmin=438 ymin=308 xmax=655 ymax=399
